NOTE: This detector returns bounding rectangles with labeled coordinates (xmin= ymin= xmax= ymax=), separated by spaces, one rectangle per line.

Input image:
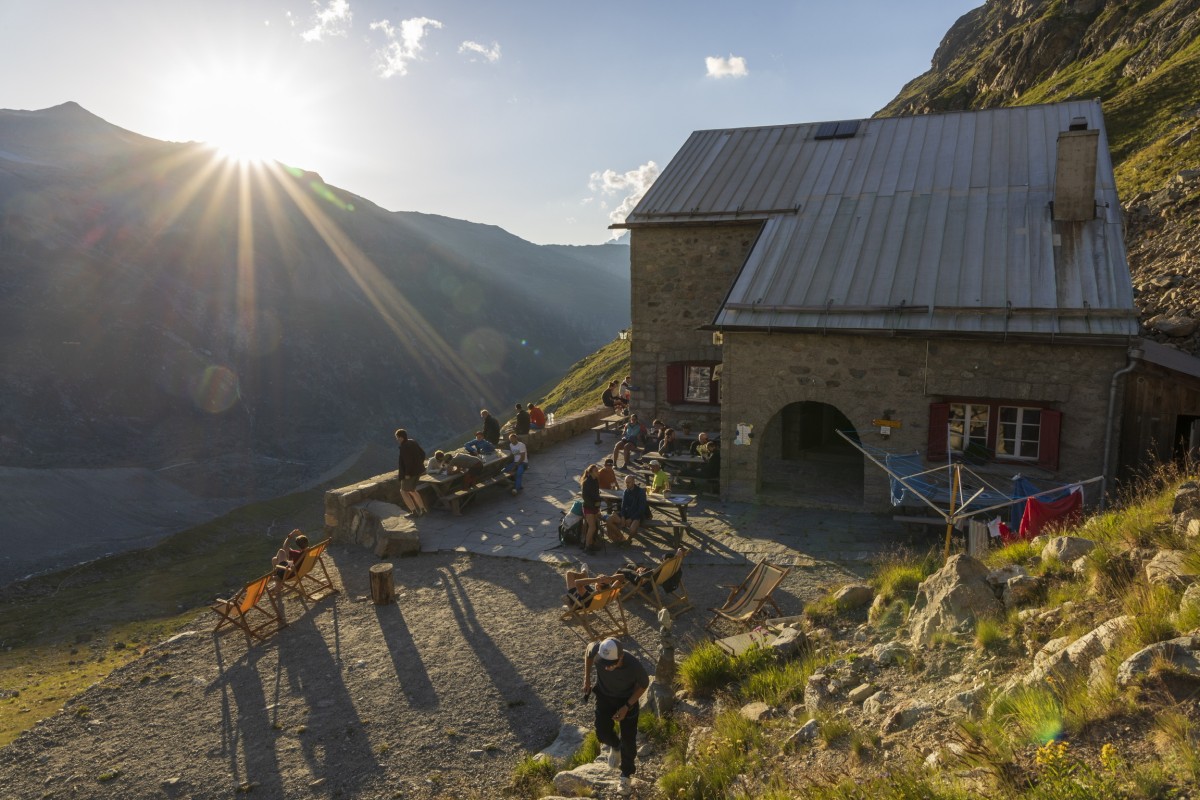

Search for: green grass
xmin=678 ymin=641 xmax=775 ymax=698
xmin=976 ymin=618 xmax=1008 ymax=653
xmin=740 ymin=651 xmax=833 ymax=707
xmin=658 ymin=710 xmax=765 ymax=800
xmin=535 ymin=337 xmax=629 ymax=419
xmin=984 ymin=539 xmax=1041 ymax=569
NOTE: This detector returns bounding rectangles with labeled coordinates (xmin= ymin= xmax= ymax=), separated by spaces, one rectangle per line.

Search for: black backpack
xmin=559 ymin=513 xmax=583 ymax=547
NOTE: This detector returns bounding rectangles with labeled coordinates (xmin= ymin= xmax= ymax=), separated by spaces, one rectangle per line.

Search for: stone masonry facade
xmin=721 ymin=333 xmax=1127 ymax=509
xmin=629 ymin=223 xmax=761 ymax=432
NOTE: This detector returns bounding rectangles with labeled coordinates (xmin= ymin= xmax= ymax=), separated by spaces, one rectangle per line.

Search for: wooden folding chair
xmin=211 ymin=573 xmax=284 ymax=644
xmin=707 ymin=559 xmax=790 ymax=631
xmin=562 ymin=579 xmax=628 ymax=642
xmin=280 ymin=539 xmax=339 ymax=603
xmin=625 ymin=550 xmax=693 ymax=616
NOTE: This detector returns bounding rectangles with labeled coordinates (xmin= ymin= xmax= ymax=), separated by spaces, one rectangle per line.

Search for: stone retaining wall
xmin=323 ymin=405 xmax=611 ymax=544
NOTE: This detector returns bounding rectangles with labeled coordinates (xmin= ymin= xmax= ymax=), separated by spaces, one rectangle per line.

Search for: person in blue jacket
xmin=605 ymin=474 xmax=648 ymax=545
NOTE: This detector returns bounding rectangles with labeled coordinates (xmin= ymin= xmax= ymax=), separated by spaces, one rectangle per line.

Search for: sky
xmin=0 ymin=1 xmax=981 ymax=246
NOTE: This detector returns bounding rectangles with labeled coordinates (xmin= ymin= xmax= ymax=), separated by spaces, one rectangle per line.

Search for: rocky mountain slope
xmin=880 ymin=0 xmax=1200 ymax=356
xmin=0 ymin=102 xmax=630 ymax=501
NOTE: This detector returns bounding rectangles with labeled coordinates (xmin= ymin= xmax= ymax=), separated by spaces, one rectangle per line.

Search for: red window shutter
xmin=1037 ymin=410 xmax=1062 ymax=471
xmin=666 ymin=363 xmax=684 ymax=404
xmin=927 ymin=403 xmax=949 ymax=462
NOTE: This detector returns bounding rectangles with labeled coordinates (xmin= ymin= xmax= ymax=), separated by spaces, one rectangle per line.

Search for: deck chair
xmin=707 ymin=559 xmax=790 ymax=631
xmin=279 ymin=539 xmax=339 ymax=603
xmin=561 ymin=579 xmax=628 ymax=642
xmin=211 ymin=573 xmax=284 ymax=644
xmin=624 ymin=550 xmax=693 ymax=616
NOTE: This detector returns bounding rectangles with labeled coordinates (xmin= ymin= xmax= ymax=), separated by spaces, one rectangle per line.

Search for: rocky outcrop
xmin=1042 ymin=537 xmax=1096 ymax=565
xmin=908 ymin=555 xmax=1003 ymax=646
xmin=1117 ymin=636 xmax=1200 ymax=688
xmin=1023 ymin=615 xmax=1133 ymax=687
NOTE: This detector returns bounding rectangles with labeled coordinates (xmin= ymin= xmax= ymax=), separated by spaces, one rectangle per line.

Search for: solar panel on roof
xmin=835 ymin=120 xmax=860 ymax=138
xmin=814 ymin=122 xmax=839 ymax=140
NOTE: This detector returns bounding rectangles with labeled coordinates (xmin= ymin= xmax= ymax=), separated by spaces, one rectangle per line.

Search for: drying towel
xmin=1017 ymin=487 xmax=1083 ymax=539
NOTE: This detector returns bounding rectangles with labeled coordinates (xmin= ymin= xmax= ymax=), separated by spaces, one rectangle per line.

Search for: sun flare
xmin=163 ymin=62 xmax=309 ymax=165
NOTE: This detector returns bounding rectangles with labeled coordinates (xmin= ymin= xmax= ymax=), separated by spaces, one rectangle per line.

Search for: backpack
xmin=559 ymin=513 xmax=583 ymax=547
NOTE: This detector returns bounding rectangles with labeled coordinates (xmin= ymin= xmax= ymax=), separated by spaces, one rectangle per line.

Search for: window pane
xmin=684 ymin=366 xmax=712 ymax=402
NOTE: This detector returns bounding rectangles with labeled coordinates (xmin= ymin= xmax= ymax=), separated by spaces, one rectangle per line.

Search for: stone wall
xmin=628 ymin=223 xmax=762 ymax=433
xmin=322 ymin=406 xmax=612 ymax=544
xmin=721 ymin=333 xmax=1128 ymax=509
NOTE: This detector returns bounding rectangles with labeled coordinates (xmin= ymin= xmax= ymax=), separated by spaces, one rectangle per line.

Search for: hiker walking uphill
xmin=583 ymin=638 xmax=647 ymax=797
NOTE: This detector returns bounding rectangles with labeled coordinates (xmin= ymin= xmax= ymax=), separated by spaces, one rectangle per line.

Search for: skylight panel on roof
xmin=814 ymin=120 xmax=861 ymax=140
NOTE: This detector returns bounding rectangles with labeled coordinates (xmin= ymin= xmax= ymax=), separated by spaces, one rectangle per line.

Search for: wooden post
xmin=943 ymin=464 xmax=960 ymax=562
xmin=369 ymin=562 xmax=395 ymax=605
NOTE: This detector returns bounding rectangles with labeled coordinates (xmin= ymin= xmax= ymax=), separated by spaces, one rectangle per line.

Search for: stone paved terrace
xmin=331 ymin=416 xmax=916 ymax=576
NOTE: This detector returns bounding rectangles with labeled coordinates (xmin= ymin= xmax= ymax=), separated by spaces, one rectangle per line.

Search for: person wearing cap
xmin=583 ymin=637 xmax=648 ymax=795
xmin=648 ymin=460 xmax=670 ymax=495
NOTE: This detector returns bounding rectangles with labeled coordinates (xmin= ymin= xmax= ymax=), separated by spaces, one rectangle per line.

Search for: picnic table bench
xmin=436 ymin=472 xmax=514 ymax=515
xmin=592 ymin=413 xmax=627 ymax=444
xmin=418 ymin=451 xmax=513 ymax=515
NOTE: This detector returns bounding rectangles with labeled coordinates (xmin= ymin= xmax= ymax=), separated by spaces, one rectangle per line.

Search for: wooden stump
xmin=369 ymin=562 xmax=395 ymax=605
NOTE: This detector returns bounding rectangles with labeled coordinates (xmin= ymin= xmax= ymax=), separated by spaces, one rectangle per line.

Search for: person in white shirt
xmin=504 ymin=432 xmax=529 ymax=495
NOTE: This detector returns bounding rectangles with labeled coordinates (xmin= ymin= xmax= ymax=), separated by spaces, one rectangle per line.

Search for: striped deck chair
xmin=707 ymin=559 xmax=790 ymax=631
xmin=562 ymin=579 xmax=628 ymax=642
xmin=624 ymin=549 xmax=693 ymax=617
xmin=211 ymin=573 xmax=284 ymax=644
xmin=280 ymin=539 xmax=339 ymax=603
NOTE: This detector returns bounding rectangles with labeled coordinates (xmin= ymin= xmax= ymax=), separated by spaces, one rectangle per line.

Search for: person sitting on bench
xmin=605 ymin=474 xmax=648 ymax=545
xmin=602 ymin=381 xmax=626 ymax=415
xmin=612 ymin=414 xmax=644 ymax=469
xmin=597 ymin=458 xmax=619 ymax=491
xmin=463 ymin=431 xmax=497 ymax=456
xmin=681 ymin=440 xmax=720 ymax=481
xmin=445 ymin=451 xmax=484 ymax=487
xmin=426 ymin=450 xmax=448 ymax=474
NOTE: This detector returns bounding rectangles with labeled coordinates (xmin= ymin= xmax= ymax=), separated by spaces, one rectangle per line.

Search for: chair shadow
xmin=437 ymin=563 xmax=555 ymax=749
xmin=373 ymin=601 xmax=440 ymax=710
xmin=209 ymin=636 xmax=285 ymax=797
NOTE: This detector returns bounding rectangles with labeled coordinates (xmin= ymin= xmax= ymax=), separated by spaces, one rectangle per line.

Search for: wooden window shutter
xmin=666 ymin=363 xmax=684 ymax=404
xmin=927 ymin=403 xmax=949 ymax=462
xmin=1036 ymin=410 xmax=1062 ymax=471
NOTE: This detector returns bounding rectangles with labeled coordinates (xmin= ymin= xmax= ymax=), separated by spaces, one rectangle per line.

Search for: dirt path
xmin=0 ymin=545 xmax=859 ymax=799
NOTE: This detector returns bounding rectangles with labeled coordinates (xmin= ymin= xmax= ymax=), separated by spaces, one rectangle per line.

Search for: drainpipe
xmin=1100 ymin=345 xmax=1143 ymax=509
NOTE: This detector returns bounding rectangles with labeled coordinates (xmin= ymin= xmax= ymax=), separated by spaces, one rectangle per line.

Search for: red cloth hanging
xmin=1018 ymin=489 xmax=1083 ymax=539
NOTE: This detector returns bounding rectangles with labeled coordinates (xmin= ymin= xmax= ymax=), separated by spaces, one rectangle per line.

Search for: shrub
xmin=1123 ymin=582 xmax=1180 ymax=648
xmin=508 ymin=755 xmax=555 ymax=799
xmin=679 ymin=641 xmax=738 ymax=697
xmin=638 ymin=711 xmax=682 ymax=747
xmin=658 ymin=710 xmax=764 ymax=800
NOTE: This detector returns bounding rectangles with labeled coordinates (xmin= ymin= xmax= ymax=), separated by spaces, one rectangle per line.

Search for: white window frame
xmin=997 ymin=405 xmax=1041 ymax=461
xmin=684 ymin=365 xmax=713 ymax=403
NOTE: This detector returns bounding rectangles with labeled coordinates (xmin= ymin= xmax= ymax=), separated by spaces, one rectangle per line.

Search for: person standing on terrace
xmin=481 ymin=409 xmax=501 ymax=446
xmin=395 ymin=428 xmax=429 ymax=517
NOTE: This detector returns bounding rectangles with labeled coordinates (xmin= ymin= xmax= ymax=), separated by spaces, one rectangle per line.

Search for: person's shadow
xmin=374 ymin=600 xmax=439 ymax=709
xmin=209 ymin=638 xmax=285 ymax=797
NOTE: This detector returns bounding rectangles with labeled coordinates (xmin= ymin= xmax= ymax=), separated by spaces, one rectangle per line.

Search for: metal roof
xmin=625 ymin=100 xmax=1137 ymax=342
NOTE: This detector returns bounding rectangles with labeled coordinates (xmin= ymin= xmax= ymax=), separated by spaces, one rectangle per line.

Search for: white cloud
xmin=588 ymin=161 xmax=660 ymax=231
xmin=301 ymin=0 xmax=352 ymax=43
xmin=705 ymin=54 xmax=748 ymax=79
xmin=459 ymin=40 xmax=501 ymax=63
xmin=370 ymin=16 xmax=443 ymax=78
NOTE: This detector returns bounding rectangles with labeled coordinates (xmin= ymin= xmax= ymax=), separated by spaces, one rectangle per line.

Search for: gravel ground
xmin=0 ymin=544 xmax=860 ymax=800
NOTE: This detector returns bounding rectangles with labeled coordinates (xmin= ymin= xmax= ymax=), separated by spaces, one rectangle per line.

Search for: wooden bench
xmin=436 ymin=473 xmax=514 ymax=515
xmin=593 ymin=414 xmax=627 ymax=444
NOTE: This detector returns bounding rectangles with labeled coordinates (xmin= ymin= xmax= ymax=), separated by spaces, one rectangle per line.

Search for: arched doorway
xmin=759 ymin=401 xmax=863 ymax=507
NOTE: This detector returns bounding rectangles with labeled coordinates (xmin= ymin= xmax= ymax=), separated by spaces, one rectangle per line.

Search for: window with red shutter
xmin=665 ymin=363 xmax=684 ymax=404
xmin=665 ymin=361 xmax=721 ymax=406
xmin=1036 ymin=410 xmax=1062 ymax=471
xmin=927 ymin=403 xmax=949 ymax=462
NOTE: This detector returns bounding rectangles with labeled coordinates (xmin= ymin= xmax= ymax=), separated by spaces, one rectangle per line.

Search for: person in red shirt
xmin=528 ymin=401 xmax=548 ymax=430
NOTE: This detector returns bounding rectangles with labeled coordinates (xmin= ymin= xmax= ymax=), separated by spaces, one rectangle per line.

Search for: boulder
xmin=908 ymin=555 xmax=1002 ymax=646
xmin=1041 ymin=536 xmax=1095 ymax=565
xmin=1002 ymin=575 xmax=1044 ymax=609
xmin=881 ymin=702 xmax=933 ymax=734
xmin=986 ymin=564 xmax=1028 ymax=589
xmin=552 ymin=763 xmax=620 ymax=796
xmin=833 ymin=584 xmax=875 ymax=610
xmin=1117 ymin=635 xmax=1200 ymax=688
xmin=785 ymin=719 xmax=821 ymax=749
xmin=1151 ymin=315 xmax=1199 ymax=338
xmin=1145 ymin=550 xmax=1199 ymax=588
xmin=770 ymin=626 xmax=808 ymax=660
xmin=848 ymin=683 xmax=877 ymax=704
xmin=739 ymin=701 xmax=773 ymax=722
xmin=943 ymin=686 xmax=985 ymax=717
xmin=536 ymin=724 xmax=589 ymax=762
xmin=872 ymin=641 xmax=911 ymax=666
xmin=1181 ymin=584 xmax=1200 ymax=622
xmin=1172 ymin=482 xmax=1200 ymax=518
xmin=1024 ymin=616 xmax=1133 ymax=686
xmin=862 ymin=691 xmax=891 ymax=717
xmin=804 ymin=674 xmax=833 ymax=714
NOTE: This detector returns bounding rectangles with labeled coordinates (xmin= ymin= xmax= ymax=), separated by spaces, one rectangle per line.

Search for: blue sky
xmin=1 ymin=1 xmax=980 ymax=245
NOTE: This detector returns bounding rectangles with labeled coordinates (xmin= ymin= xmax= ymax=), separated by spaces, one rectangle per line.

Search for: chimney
xmin=1053 ymin=118 xmax=1099 ymax=222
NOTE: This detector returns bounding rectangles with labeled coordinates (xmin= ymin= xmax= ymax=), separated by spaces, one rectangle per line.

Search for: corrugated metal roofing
xmin=624 ymin=101 xmax=1137 ymax=341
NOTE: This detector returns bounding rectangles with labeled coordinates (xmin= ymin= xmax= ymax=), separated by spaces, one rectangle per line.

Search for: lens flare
xmin=191 ymin=365 xmax=240 ymax=413
xmin=459 ymin=328 xmax=507 ymax=375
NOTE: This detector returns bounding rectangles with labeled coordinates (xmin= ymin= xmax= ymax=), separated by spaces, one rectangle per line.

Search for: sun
xmin=163 ymin=62 xmax=309 ymax=165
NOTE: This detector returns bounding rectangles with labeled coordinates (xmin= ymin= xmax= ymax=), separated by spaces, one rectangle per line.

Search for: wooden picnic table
xmin=591 ymin=488 xmax=697 ymax=524
xmin=593 ymin=414 xmax=628 ymax=444
xmin=419 ymin=450 xmax=513 ymax=514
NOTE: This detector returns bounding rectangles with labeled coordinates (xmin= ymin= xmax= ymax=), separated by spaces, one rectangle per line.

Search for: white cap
xmin=596 ymin=638 xmax=621 ymax=662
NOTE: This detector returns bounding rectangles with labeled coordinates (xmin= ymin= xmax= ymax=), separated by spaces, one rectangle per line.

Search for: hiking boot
xmin=617 ymin=775 xmax=632 ymax=796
